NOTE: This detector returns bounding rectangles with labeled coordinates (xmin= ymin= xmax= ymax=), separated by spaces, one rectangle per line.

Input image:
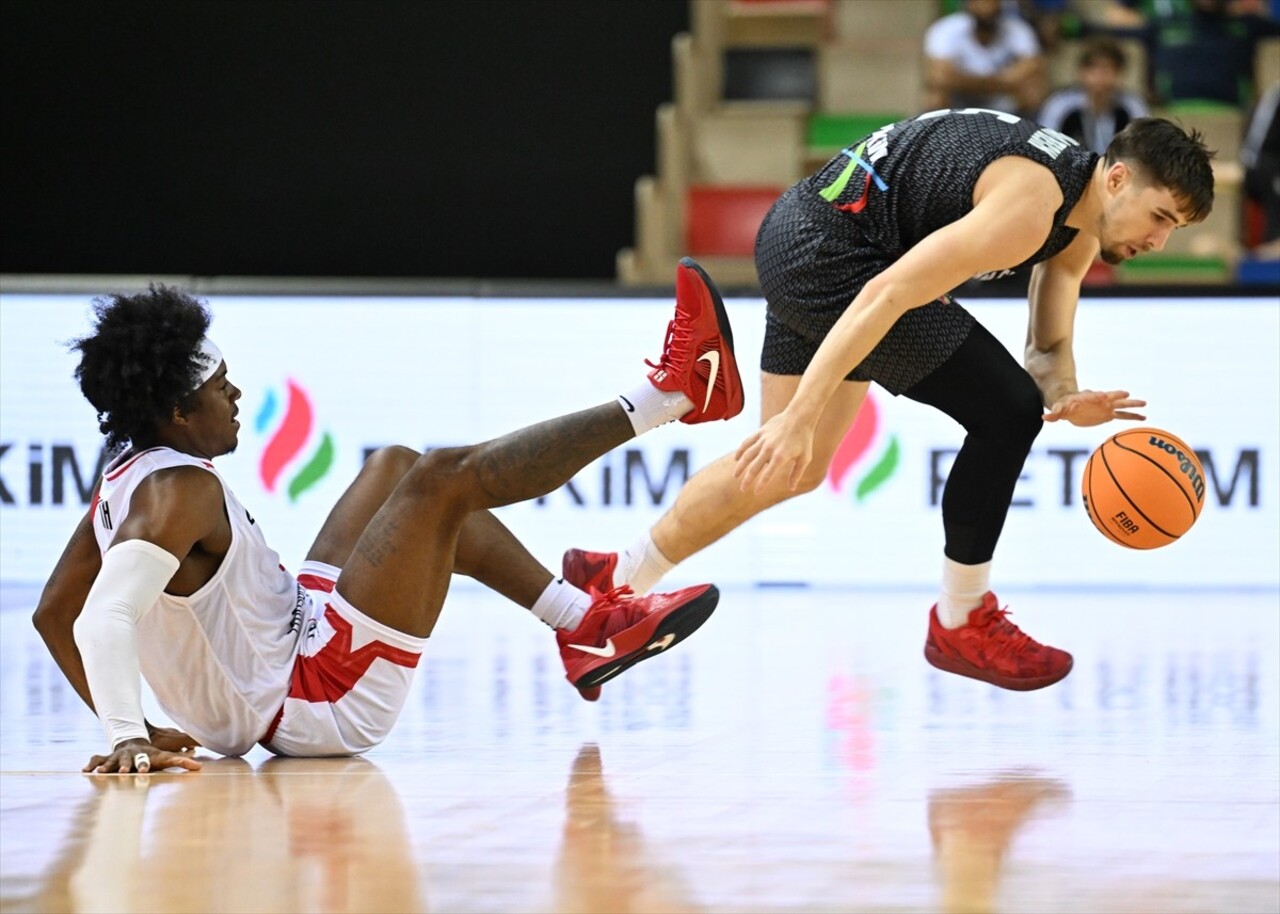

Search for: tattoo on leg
xmin=356 ymin=517 xmax=401 ymax=568
xmin=473 ymin=404 xmax=633 ymax=507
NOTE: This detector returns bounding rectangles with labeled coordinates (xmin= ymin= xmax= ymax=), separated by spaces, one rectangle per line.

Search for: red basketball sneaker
xmin=561 ymin=548 xmax=621 ymax=701
xmin=556 ymin=584 xmax=718 ymax=692
xmin=646 ymin=258 xmax=743 ymax=424
xmin=562 ymin=547 xmax=618 ymax=594
xmin=924 ymin=593 xmax=1073 ymax=691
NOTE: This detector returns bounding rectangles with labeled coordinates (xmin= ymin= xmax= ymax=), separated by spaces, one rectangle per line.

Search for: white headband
xmin=195 ymin=338 xmax=224 ymax=387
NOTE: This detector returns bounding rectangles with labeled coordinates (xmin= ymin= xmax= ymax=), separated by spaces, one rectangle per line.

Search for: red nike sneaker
xmin=562 ymin=547 xmax=618 ymax=594
xmin=556 ymin=584 xmax=718 ymax=691
xmin=924 ymin=593 xmax=1073 ymax=691
xmin=561 ymin=548 xmax=621 ymax=702
xmin=646 ymin=257 xmax=743 ymax=424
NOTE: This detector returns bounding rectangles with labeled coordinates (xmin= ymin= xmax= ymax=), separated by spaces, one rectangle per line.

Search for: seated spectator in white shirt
xmin=1038 ymin=37 xmax=1150 ymax=154
xmin=924 ymin=0 xmax=1048 ymax=116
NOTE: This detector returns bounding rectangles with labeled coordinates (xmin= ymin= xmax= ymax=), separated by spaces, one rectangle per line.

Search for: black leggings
xmin=901 ymin=322 xmax=1045 ymax=565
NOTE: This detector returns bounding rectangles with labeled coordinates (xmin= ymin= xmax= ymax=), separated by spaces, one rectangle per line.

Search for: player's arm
xmin=923 ymin=57 xmax=1015 ymax=108
xmin=72 ymin=467 xmax=223 ymax=772
xmin=33 ymin=504 xmax=202 ymax=754
xmin=1027 ymin=235 xmax=1147 ymax=426
xmin=33 ymin=499 xmax=105 ymax=712
xmin=736 ymin=161 xmax=1060 ymax=491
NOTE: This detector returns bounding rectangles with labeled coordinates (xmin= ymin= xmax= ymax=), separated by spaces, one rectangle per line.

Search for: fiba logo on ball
xmin=1081 ymin=427 xmax=1206 ymax=550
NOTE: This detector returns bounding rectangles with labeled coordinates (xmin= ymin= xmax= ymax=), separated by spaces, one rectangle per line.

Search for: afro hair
xmin=70 ymin=285 xmax=213 ymax=454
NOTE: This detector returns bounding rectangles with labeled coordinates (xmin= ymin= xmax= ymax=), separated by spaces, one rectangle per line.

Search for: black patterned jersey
xmin=804 ymin=107 xmax=1098 ymax=279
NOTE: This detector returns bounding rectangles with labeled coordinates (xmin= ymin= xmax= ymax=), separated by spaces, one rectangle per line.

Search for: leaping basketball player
xmin=33 ymin=263 xmax=742 ymax=772
xmin=564 ymin=113 xmax=1214 ymax=692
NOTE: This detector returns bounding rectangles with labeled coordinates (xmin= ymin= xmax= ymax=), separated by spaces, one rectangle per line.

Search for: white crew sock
xmin=530 ymin=578 xmax=593 ymax=631
xmin=937 ymin=557 xmax=992 ymax=629
xmin=615 ymin=531 xmax=676 ymax=596
xmin=618 ymin=381 xmax=693 ymax=436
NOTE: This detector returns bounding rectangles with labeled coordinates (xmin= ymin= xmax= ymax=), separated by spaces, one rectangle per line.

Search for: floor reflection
xmin=21 ymin=758 xmax=422 ymax=914
xmin=555 ymin=744 xmax=701 ymax=914
xmin=1 ymin=587 xmax=1276 ymax=913
xmin=928 ymin=773 xmax=1072 ymax=914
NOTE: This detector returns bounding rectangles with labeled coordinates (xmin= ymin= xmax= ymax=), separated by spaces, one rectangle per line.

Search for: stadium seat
xmin=1236 ymin=257 xmax=1280 ymax=285
xmin=1116 ymin=253 xmax=1230 ymax=284
xmin=685 ymin=185 xmax=784 ymax=256
xmin=832 ymin=0 xmax=938 ymax=41
xmin=805 ymin=112 xmax=905 ymax=170
xmin=693 ymin=109 xmax=806 ymax=184
xmin=694 ymin=0 xmax=831 ymax=49
xmin=1157 ymin=103 xmax=1245 ymax=162
xmin=1159 ymin=160 xmax=1242 ymax=262
xmin=723 ymin=47 xmax=818 ymax=103
xmin=1257 ymin=38 xmax=1279 ymax=92
xmin=808 ymin=112 xmax=902 ymax=148
xmin=818 ymin=45 xmax=923 ymax=116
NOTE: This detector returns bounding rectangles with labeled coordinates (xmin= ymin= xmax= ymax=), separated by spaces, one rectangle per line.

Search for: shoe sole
xmin=924 ymin=645 xmax=1074 ymax=692
xmin=574 ymin=585 xmax=720 ymax=688
xmin=679 ymin=256 xmax=735 ymax=352
xmin=678 ymin=257 xmax=743 ymax=422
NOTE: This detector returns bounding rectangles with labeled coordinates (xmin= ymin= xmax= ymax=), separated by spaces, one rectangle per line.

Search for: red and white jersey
xmin=92 ymin=447 xmax=307 ymax=756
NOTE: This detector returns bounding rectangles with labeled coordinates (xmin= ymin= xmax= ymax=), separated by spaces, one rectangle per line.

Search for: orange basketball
xmin=1081 ymin=427 xmax=1206 ymax=549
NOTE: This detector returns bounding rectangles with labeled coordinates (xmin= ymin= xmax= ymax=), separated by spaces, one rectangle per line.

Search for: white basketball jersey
xmin=92 ymin=447 xmax=308 ymax=756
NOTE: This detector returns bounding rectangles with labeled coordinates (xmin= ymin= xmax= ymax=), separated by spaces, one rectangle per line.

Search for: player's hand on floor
xmin=1044 ymin=390 xmax=1146 ymax=427
xmin=83 ymin=738 xmax=202 ymax=774
xmin=145 ymin=722 xmax=201 ymax=753
xmin=734 ymin=411 xmax=815 ymax=493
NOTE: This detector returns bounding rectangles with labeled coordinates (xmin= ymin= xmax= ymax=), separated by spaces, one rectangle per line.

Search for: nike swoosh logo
xmin=647 ymin=634 xmax=675 ymax=651
xmin=568 ymin=638 xmax=617 ymax=658
xmin=696 ymin=350 xmax=719 ymax=412
xmin=619 ymin=396 xmax=635 ymax=413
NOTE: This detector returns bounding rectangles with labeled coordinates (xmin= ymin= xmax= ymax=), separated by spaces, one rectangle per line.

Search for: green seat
xmin=1116 ymin=254 xmax=1230 ymax=284
xmin=807 ymin=113 xmax=905 ymax=152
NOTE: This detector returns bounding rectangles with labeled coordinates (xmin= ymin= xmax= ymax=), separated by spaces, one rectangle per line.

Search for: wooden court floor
xmin=1 ymin=585 xmax=1277 ymax=914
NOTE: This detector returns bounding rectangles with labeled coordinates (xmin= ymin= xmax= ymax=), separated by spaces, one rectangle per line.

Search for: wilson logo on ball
xmin=1082 ymin=427 xmax=1206 ymax=550
xmin=1146 ymin=435 xmax=1206 ymax=503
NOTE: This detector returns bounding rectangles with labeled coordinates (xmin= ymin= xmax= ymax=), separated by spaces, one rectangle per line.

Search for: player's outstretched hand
xmin=734 ymin=411 xmax=816 ymax=493
xmin=83 ymin=738 xmax=202 ymax=774
xmin=1043 ymin=389 xmax=1147 ymax=427
xmin=146 ymin=722 xmax=201 ymax=753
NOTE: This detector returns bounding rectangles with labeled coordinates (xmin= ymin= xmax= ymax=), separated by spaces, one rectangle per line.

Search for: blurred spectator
xmin=924 ymin=0 xmax=1049 ymax=116
xmin=1101 ymin=0 xmax=1280 ymax=107
xmin=1242 ymin=82 xmax=1280 ymax=256
xmin=1013 ymin=0 xmax=1073 ymax=51
xmin=1038 ymin=37 xmax=1150 ymax=153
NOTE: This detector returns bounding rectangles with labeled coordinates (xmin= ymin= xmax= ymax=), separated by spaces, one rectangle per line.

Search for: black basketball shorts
xmin=755 ymin=184 xmax=975 ymax=395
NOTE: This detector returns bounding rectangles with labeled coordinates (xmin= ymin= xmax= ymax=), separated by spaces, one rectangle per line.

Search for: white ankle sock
xmin=937 ymin=558 xmax=992 ymax=630
xmin=618 ymin=381 xmax=692 ymax=436
xmin=530 ymin=578 xmax=593 ymax=631
xmin=615 ymin=532 xmax=675 ymax=596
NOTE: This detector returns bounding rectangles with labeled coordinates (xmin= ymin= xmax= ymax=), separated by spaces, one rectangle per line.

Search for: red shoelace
xmin=980 ymin=607 xmax=1036 ymax=658
xmin=644 ymin=318 xmax=696 ymax=374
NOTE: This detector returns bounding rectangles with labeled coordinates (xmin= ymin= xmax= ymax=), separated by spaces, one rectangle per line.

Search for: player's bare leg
xmin=652 ymin=373 xmax=870 ymax=564
xmin=338 ymin=403 xmax=638 ymax=638
xmin=306 ymin=444 xmax=554 ymax=608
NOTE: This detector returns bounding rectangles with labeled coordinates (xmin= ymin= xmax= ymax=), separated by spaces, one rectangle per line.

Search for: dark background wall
xmin=1 ymin=1 xmax=687 ymax=279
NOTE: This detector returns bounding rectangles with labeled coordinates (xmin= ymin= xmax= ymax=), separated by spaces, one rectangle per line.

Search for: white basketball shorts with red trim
xmin=260 ymin=561 xmax=426 ymax=757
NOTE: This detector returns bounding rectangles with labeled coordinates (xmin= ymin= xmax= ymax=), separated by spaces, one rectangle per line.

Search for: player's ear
xmin=1107 ymin=161 xmax=1130 ymax=193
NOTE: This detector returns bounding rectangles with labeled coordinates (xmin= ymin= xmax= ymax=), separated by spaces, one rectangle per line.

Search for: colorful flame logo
xmin=255 ymin=379 xmax=334 ymax=501
xmin=827 ymin=393 xmax=899 ymax=501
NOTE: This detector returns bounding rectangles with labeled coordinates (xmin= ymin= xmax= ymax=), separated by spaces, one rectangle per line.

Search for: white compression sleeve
xmin=72 ymin=539 xmax=181 ymax=748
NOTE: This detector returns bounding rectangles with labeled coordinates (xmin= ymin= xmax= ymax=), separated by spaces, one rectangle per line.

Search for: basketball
xmin=1081 ymin=427 xmax=1206 ymax=549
